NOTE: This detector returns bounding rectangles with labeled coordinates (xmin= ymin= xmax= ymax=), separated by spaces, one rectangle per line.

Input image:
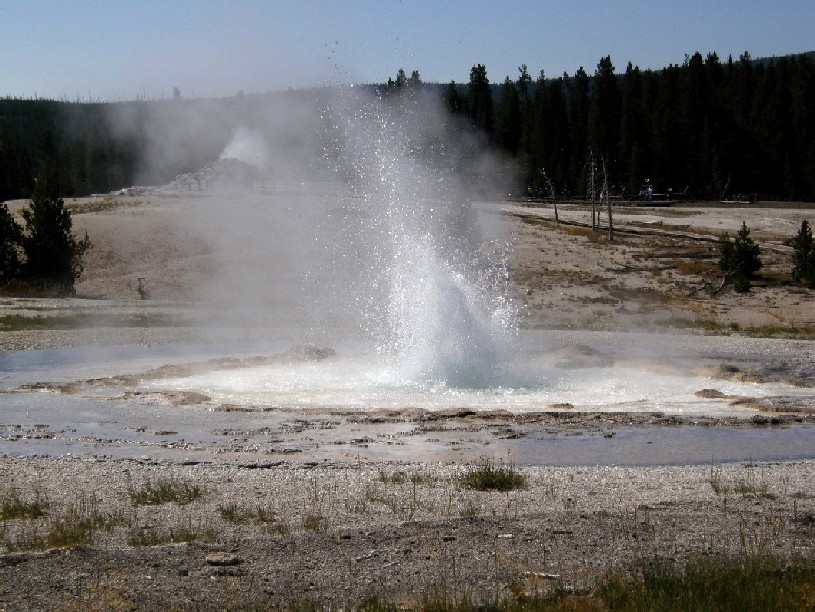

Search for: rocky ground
xmin=1 ymin=194 xmax=814 ymax=609
xmin=2 ymin=456 xmax=814 ymax=609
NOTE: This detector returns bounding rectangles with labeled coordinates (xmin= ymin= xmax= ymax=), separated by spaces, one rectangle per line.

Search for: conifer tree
xmin=20 ymin=173 xmax=91 ymax=295
xmin=0 ymin=203 xmax=22 ymax=283
xmin=719 ymin=221 xmax=762 ymax=292
xmin=495 ymin=77 xmax=521 ymax=155
xmin=792 ymin=219 xmax=815 ymax=288
xmin=466 ymin=64 xmax=493 ymax=135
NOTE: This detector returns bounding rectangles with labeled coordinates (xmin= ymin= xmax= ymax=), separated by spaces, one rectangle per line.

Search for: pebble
xmin=205 ymin=553 xmax=242 ymax=567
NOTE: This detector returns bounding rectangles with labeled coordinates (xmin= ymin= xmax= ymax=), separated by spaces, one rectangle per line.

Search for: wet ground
xmin=2 ymin=329 xmax=813 ymax=466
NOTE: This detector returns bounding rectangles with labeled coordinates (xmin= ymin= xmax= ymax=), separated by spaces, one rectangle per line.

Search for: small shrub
xmin=719 ymin=222 xmax=762 ymax=292
xmin=460 ymin=458 xmax=526 ymax=492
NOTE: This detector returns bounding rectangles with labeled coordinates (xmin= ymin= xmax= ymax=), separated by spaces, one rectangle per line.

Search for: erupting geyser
xmin=306 ymin=87 xmax=517 ymax=388
xmin=136 ymin=88 xmax=809 ymax=415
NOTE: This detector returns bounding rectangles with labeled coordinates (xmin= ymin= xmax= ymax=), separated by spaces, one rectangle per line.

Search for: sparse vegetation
xmin=0 ymin=490 xmax=47 ymax=520
xmin=302 ymin=513 xmax=327 ymax=532
xmin=1 ymin=458 xmax=814 ymax=608
xmin=592 ymin=555 xmax=815 ymax=612
xmin=2 ymin=496 xmax=127 ymax=552
xmin=127 ymin=520 xmax=216 ymax=547
xmin=129 ymin=479 xmax=202 ymax=506
xmin=665 ymin=317 xmax=815 ymax=339
xmin=217 ymin=502 xmax=276 ymax=524
xmin=64 ymin=195 xmax=142 ymax=215
xmin=709 ymin=464 xmax=771 ymax=497
xmin=335 ymin=555 xmax=815 ymax=611
xmin=461 ymin=458 xmax=526 ymax=492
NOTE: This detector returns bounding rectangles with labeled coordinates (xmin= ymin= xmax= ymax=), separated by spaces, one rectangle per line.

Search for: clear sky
xmin=2 ymin=0 xmax=814 ymax=101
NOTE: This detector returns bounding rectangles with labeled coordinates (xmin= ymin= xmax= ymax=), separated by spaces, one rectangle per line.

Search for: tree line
xmin=1 ymin=51 xmax=814 ymax=203
xmin=0 ymin=96 xmax=235 ymax=202
xmin=440 ymin=51 xmax=815 ymax=201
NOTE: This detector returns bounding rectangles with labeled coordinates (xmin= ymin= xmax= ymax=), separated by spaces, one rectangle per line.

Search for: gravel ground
xmin=2 ymin=456 xmax=814 ymax=609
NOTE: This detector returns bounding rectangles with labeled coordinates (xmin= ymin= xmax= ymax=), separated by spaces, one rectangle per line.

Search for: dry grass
xmin=129 ymin=479 xmax=203 ymax=506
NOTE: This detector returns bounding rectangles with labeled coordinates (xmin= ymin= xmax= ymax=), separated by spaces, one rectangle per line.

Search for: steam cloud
xmin=219 ymin=127 xmax=270 ymax=170
xmin=111 ymin=86 xmax=521 ymax=385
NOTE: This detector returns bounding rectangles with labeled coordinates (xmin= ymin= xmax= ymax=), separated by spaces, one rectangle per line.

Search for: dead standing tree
xmin=601 ymin=154 xmax=613 ymax=241
xmin=587 ymin=151 xmax=597 ymax=230
xmin=586 ymin=151 xmax=613 ymax=239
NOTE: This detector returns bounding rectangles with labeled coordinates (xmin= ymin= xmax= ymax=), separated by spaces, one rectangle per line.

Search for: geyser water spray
xmin=318 ymin=87 xmax=518 ymax=387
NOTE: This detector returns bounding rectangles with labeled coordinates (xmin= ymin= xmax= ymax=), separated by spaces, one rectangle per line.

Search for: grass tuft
xmin=710 ymin=464 xmax=771 ymax=497
xmin=129 ymin=479 xmax=202 ymax=506
xmin=3 ymin=496 xmax=127 ymax=552
xmin=461 ymin=458 xmax=526 ymax=492
xmin=127 ymin=524 xmax=215 ymax=547
xmin=0 ymin=491 xmax=47 ymax=520
xmin=217 ymin=502 xmax=276 ymax=524
xmin=302 ymin=513 xmax=327 ymax=532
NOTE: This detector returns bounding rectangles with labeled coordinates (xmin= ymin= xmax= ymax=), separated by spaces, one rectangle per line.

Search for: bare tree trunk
xmin=588 ymin=151 xmax=597 ymax=230
xmin=540 ymin=168 xmax=558 ymax=224
xmin=606 ymin=195 xmax=613 ymax=240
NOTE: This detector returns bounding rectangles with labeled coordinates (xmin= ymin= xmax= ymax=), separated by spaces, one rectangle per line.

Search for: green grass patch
xmin=593 ymin=556 xmax=815 ymax=612
xmin=3 ymin=497 xmax=127 ymax=552
xmin=461 ymin=458 xmax=526 ymax=492
xmin=354 ymin=555 xmax=815 ymax=611
xmin=129 ymin=479 xmax=202 ymax=506
xmin=0 ymin=491 xmax=47 ymax=520
xmin=127 ymin=524 xmax=215 ymax=547
xmin=217 ymin=502 xmax=276 ymax=524
xmin=665 ymin=317 xmax=815 ymax=339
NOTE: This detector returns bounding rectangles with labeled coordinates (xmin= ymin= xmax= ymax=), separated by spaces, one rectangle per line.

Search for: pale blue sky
xmin=2 ymin=0 xmax=813 ymax=101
